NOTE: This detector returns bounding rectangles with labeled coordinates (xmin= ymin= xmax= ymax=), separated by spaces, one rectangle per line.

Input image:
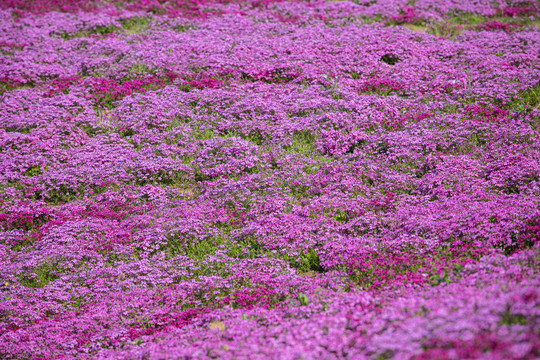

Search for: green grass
xmin=120 ymin=16 xmax=152 ymax=34
xmin=0 ymin=82 xmax=34 ymax=95
xmin=16 ymin=261 xmax=64 ymax=288
xmin=32 ymin=182 xmax=118 ymax=205
xmin=499 ymin=308 xmax=528 ymax=326
xmin=159 ymin=234 xmax=325 ymax=274
xmin=24 ymin=165 xmax=48 ymax=177
xmin=284 ymin=130 xmax=317 ymax=156
xmin=57 ymin=25 xmax=120 ymax=40
xmin=133 ymin=170 xmax=191 ymax=187
xmin=408 ymin=13 xmax=537 ymax=38
xmin=3 ymin=124 xmax=37 ymax=134
xmin=128 ymin=63 xmax=154 ymax=77
xmin=508 ymin=82 xmax=540 ymax=112
xmin=242 ymin=130 xmax=266 ymax=146
xmin=173 ymin=23 xmax=195 ymax=32
xmin=53 ymin=17 xmax=154 ymax=40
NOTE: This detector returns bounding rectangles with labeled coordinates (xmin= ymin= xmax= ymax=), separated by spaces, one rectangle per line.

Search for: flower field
xmin=0 ymin=0 xmax=539 ymax=358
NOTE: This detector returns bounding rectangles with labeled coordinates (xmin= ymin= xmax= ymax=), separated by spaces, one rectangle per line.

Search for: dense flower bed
xmin=1 ymin=0 xmax=539 ymax=359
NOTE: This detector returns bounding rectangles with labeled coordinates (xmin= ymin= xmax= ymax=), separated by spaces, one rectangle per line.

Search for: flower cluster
xmin=0 ymin=0 xmax=539 ymax=359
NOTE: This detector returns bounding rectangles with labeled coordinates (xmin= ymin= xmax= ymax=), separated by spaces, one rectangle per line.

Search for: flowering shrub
xmin=0 ymin=0 xmax=539 ymax=359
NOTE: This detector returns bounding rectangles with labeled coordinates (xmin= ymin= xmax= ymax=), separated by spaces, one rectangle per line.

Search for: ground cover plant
xmin=0 ymin=0 xmax=539 ymax=358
